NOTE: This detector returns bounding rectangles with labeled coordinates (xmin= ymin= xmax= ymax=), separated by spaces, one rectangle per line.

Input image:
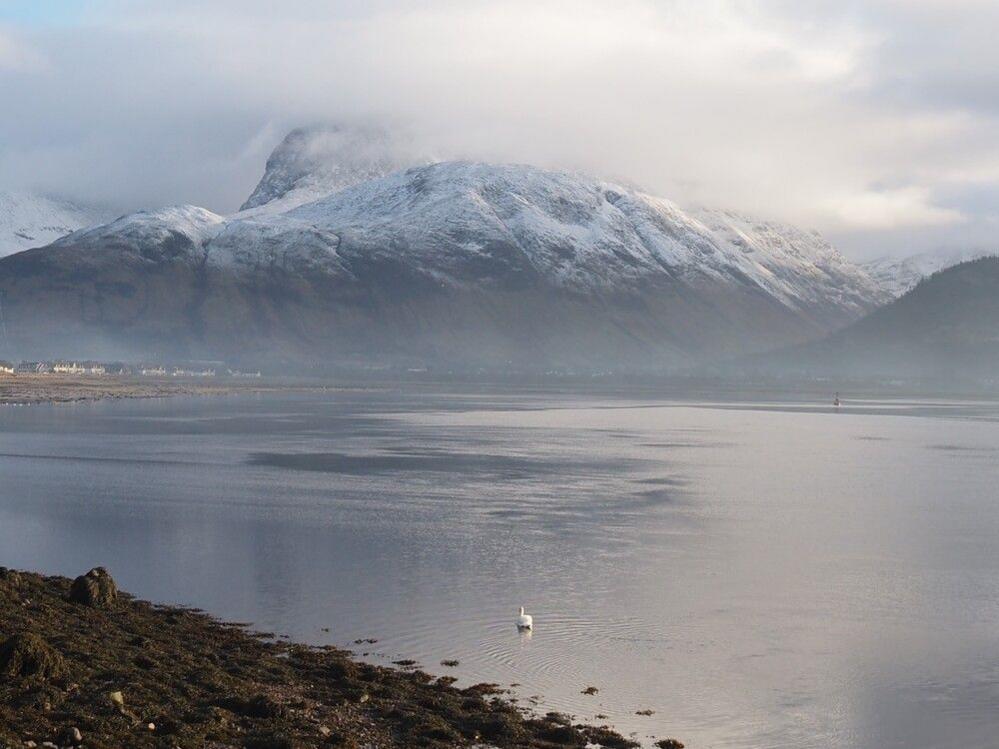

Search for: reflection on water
xmin=247 ymin=448 xmax=627 ymax=477
xmin=2 ymin=389 xmax=999 ymax=747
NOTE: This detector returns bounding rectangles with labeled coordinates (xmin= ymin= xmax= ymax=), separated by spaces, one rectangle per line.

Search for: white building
xmin=52 ymin=362 xmax=86 ymax=374
xmin=52 ymin=362 xmax=106 ymax=375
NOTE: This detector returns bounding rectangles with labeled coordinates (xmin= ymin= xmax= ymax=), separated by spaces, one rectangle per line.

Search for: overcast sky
xmin=0 ymin=0 xmax=997 ymax=259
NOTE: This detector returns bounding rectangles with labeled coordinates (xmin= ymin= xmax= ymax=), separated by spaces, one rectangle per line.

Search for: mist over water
xmin=2 ymin=388 xmax=999 ymax=747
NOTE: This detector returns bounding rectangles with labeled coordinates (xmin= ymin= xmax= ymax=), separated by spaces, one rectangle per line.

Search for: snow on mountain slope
xmin=216 ymin=161 xmax=886 ymax=321
xmin=32 ymin=159 xmax=879 ymax=323
xmin=0 ymin=146 xmax=890 ymax=368
xmin=862 ymin=248 xmax=997 ymax=297
xmin=233 ymin=126 xmax=885 ymax=316
xmin=0 ymin=191 xmax=111 ymax=257
xmin=238 ymin=125 xmax=432 ymax=216
xmin=689 ymin=208 xmax=889 ymax=315
xmin=52 ymin=205 xmax=226 ymax=257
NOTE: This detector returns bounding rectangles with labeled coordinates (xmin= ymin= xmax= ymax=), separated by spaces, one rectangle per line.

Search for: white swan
xmin=516 ymin=606 xmax=533 ymax=630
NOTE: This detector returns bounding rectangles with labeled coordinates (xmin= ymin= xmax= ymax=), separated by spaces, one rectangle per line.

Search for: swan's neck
xmin=519 ymin=607 xmax=525 ymax=616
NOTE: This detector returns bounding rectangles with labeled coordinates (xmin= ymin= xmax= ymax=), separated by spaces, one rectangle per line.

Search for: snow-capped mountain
xmin=235 ymin=126 xmax=884 ymax=314
xmin=688 ymin=207 xmax=886 ymax=319
xmin=862 ymin=248 xmax=996 ymax=297
xmin=238 ymin=125 xmax=432 ymax=216
xmin=0 ymin=129 xmax=890 ymax=370
xmin=0 ymin=191 xmax=111 ymax=258
xmin=217 ymin=162 xmax=886 ymax=316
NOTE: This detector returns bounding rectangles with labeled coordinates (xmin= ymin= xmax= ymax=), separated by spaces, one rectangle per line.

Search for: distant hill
xmin=757 ymin=257 xmax=999 ymax=381
xmin=861 ymin=248 xmax=996 ymax=297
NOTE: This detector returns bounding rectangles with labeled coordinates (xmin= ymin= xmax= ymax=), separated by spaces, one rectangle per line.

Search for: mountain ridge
xmin=0 ymin=129 xmax=891 ymax=371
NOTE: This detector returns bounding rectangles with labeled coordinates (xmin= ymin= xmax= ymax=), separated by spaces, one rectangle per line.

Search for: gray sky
xmin=0 ymin=0 xmax=997 ymax=259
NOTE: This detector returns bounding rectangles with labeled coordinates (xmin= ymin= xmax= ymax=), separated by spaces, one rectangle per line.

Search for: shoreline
xmin=0 ymin=374 xmax=338 ymax=407
xmin=0 ymin=374 xmax=265 ymax=406
xmin=4 ymin=372 xmax=997 ymax=410
xmin=0 ymin=567 xmax=678 ymax=749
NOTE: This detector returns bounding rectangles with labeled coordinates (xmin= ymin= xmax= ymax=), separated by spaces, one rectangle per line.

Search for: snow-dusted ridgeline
xmin=215 ymin=162 xmax=887 ymax=315
xmin=238 ymin=125 xmax=433 ymax=217
xmin=0 ymin=127 xmax=893 ymax=369
xmin=0 ymin=191 xmax=111 ymax=258
xmin=862 ymin=249 xmax=997 ymax=298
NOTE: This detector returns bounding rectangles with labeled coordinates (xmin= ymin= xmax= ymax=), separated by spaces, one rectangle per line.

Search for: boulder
xmin=58 ymin=727 xmax=82 ymax=746
xmin=0 ymin=567 xmax=22 ymax=590
xmin=68 ymin=567 xmax=117 ymax=608
xmin=0 ymin=632 xmax=64 ymax=680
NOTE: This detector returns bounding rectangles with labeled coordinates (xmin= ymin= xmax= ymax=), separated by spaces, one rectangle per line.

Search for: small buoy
xmin=516 ymin=606 xmax=533 ymax=630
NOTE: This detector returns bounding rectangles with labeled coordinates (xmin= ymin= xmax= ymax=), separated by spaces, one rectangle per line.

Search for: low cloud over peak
xmin=1 ymin=0 xmax=997 ymax=259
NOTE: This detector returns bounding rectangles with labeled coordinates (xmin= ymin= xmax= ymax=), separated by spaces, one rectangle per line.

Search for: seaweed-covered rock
xmin=68 ymin=567 xmax=117 ymax=608
xmin=529 ymin=719 xmax=587 ymax=746
xmin=0 ymin=632 xmax=64 ymax=680
xmin=406 ymin=716 xmax=463 ymax=746
xmin=475 ymin=711 xmax=526 ymax=743
xmin=58 ymin=726 xmax=83 ymax=746
xmin=0 ymin=567 xmax=22 ymax=587
xmin=655 ymin=740 xmax=685 ymax=749
xmin=327 ymin=656 xmax=359 ymax=682
xmin=244 ymin=734 xmax=299 ymax=749
xmin=220 ymin=693 xmax=286 ymax=719
xmin=585 ymin=725 xmax=640 ymax=748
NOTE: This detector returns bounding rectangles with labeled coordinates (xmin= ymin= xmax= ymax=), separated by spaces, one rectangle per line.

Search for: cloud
xmin=0 ymin=26 xmax=46 ymax=72
xmin=821 ymin=187 xmax=963 ymax=231
xmin=0 ymin=0 xmax=996 ymax=258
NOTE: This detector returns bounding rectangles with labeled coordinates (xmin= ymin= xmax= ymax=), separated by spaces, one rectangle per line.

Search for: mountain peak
xmin=238 ymin=124 xmax=432 ymax=215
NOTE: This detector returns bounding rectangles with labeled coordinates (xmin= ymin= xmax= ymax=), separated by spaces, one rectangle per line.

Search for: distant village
xmin=0 ymin=359 xmax=262 ymax=378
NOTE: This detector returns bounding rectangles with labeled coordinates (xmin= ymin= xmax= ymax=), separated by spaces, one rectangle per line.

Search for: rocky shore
xmin=0 ymin=567 xmax=682 ymax=749
xmin=0 ymin=374 xmax=272 ymax=406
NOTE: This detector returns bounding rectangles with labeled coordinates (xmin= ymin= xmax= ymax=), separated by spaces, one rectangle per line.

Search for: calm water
xmin=2 ymin=388 xmax=999 ymax=748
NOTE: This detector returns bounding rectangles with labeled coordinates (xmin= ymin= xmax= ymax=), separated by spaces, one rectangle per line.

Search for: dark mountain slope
xmin=757 ymin=257 xmax=999 ymax=380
